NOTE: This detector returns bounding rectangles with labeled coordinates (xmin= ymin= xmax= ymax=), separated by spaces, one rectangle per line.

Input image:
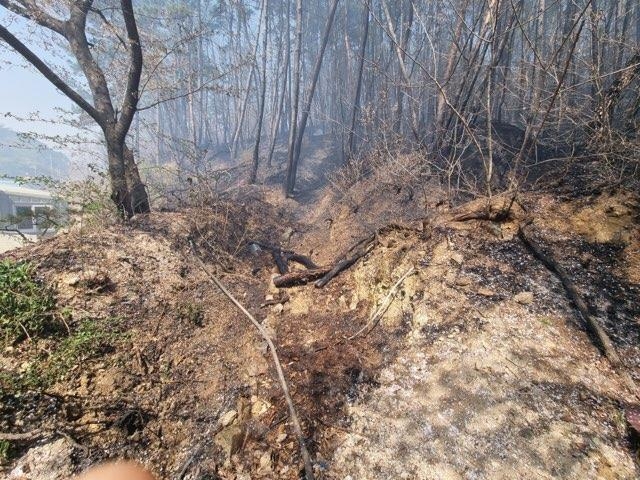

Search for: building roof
xmin=0 ymin=182 xmax=52 ymax=200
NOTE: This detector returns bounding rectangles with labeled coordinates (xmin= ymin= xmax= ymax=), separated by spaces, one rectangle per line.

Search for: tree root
xmin=315 ymin=233 xmax=376 ymax=288
xmin=274 ymin=267 xmax=332 ymax=288
xmin=347 ymin=266 xmax=416 ymax=340
xmin=453 ymin=194 xmax=521 ymax=222
xmin=0 ymin=429 xmax=44 ymax=442
xmin=269 ymin=222 xmax=425 ymax=289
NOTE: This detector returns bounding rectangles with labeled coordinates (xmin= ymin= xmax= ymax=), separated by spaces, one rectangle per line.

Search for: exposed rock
xmin=381 ymin=302 xmax=405 ymax=328
xmin=289 ymin=295 xmax=310 ymax=315
xmin=450 ymin=252 xmax=464 ymax=265
xmin=219 ymin=410 xmax=238 ymax=427
xmin=258 ymin=450 xmax=272 ymax=472
xmin=260 ymin=317 xmax=277 ymax=342
xmin=77 ymin=373 xmax=92 ymax=396
xmin=444 ymin=271 xmax=457 ymax=285
xmin=455 ymin=276 xmax=472 ymax=286
xmin=214 ymin=425 xmax=244 ymax=459
xmin=349 ymin=294 xmax=359 ymax=310
xmin=62 ymin=274 xmax=81 ymax=286
xmin=514 ymin=291 xmax=534 ymax=305
xmin=247 ymin=360 xmax=268 ymax=378
xmin=338 ymin=295 xmax=349 ymax=311
xmin=281 ymin=227 xmax=295 ymax=243
xmin=412 ymin=303 xmax=431 ymax=328
xmin=378 ymin=369 xmax=395 ymax=385
xmin=9 ymin=438 xmax=74 ymax=480
xmin=477 ymin=287 xmax=496 ymax=297
xmin=250 ymin=397 xmax=271 ymax=418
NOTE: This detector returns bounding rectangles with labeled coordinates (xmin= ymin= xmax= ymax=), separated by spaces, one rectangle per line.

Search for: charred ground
xmin=1 ymin=146 xmax=639 ymax=479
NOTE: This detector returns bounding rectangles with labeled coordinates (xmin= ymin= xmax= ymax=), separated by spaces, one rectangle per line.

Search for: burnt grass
xmin=434 ymin=226 xmax=639 ymax=361
xmin=1 ymin=182 xmax=638 ymax=478
xmin=273 ymin=292 xmax=401 ymax=441
xmin=556 ymin=239 xmax=640 ymax=347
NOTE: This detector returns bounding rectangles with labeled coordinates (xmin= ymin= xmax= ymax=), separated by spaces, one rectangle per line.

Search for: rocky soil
xmin=1 ymin=141 xmax=639 ymax=479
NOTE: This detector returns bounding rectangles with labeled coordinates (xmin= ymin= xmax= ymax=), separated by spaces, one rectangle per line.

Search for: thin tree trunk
xmin=231 ymin=5 xmax=264 ymax=159
xmin=435 ymin=0 xmax=470 ymax=142
xmin=285 ymin=0 xmax=340 ymax=196
xmin=267 ymin=8 xmax=290 ymax=167
xmin=347 ymin=0 xmax=370 ymax=159
xmin=249 ymin=0 xmax=269 ymax=184
xmin=382 ymin=0 xmax=415 ymax=137
xmin=284 ymin=0 xmax=303 ymax=196
xmin=590 ymin=0 xmax=603 ymax=107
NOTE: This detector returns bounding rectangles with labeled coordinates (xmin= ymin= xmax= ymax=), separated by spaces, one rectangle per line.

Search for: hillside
xmin=0 ymin=127 xmax=70 ymax=180
xmin=2 ymin=0 xmax=640 ymax=477
xmin=0 ymin=143 xmax=639 ymax=480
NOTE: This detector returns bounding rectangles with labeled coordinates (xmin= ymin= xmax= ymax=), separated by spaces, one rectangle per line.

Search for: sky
xmin=0 ymin=9 xmax=90 ymax=165
xmin=0 ymin=59 xmax=75 ymax=135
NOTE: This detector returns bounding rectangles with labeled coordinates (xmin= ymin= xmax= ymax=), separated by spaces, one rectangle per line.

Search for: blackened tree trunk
xmin=285 ymin=0 xmax=340 ymax=196
xmin=347 ymin=0 xmax=370 ymax=159
xmin=250 ymin=0 xmax=269 ymax=184
xmin=593 ymin=48 xmax=640 ymax=135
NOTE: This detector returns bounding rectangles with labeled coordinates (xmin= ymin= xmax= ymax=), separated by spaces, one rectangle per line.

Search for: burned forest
xmin=0 ymin=0 xmax=639 ymax=479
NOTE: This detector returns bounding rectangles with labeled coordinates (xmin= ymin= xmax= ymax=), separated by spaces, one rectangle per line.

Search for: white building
xmin=0 ymin=181 xmax=61 ymax=252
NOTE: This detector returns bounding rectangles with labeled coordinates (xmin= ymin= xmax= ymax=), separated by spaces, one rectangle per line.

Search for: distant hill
xmin=0 ymin=126 xmax=70 ymax=179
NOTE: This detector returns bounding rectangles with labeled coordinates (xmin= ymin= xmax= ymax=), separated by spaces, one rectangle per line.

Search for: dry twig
xmin=348 ymin=265 xmax=416 ymax=340
xmin=189 ymin=241 xmax=315 ymax=480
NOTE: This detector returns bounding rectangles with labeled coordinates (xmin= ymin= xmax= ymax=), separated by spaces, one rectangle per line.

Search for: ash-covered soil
xmin=1 ymin=150 xmax=639 ymax=479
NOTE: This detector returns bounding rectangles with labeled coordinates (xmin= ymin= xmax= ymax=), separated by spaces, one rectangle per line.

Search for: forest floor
xmin=1 ymin=138 xmax=639 ymax=479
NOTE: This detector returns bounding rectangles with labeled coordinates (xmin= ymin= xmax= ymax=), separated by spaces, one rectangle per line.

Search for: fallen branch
xmin=270 ymin=233 xmax=376 ymax=289
xmin=0 ymin=429 xmax=87 ymax=455
xmin=1 ymin=226 xmax=32 ymax=243
xmin=189 ymin=241 xmax=315 ymax=480
xmin=272 ymin=223 xmax=422 ymax=289
xmin=274 ymin=267 xmax=331 ymax=288
xmin=250 ymin=241 xmax=319 ymax=274
xmin=55 ymin=430 xmax=89 ymax=455
xmin=348 ymin=266 xmax=416 ymax=340
xmin=261 ymin=292 xmax=290 ymax=307
xmin=518 ymin=223 xmax=638 ymax=396
xmin=453 ymin=194 xmax=519 ymax=222
xmin=315 ymin=233 xmax=376 ymax=288
xmin=0 ymin=429 xmax=44 ymax=442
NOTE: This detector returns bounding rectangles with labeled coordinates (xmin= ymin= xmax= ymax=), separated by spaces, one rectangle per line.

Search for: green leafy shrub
xmin=0 ymin=261 xmax=57 ymax=343
xmin=0 ymin=261 xmax=125 ymax=393
xmin=0 ymin=439 xmax=11 ymax=463
xmin=44 ymin=319 xmax=122 ymax=383
xmin=1 ymin=318 xmax=124 ymax=392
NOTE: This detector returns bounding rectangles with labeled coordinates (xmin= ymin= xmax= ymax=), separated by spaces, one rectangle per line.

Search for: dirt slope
xmin=331 ymin=219 xmax=638 ymax=479
xmin=1 ymin=149 xmax=639 ymax=479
